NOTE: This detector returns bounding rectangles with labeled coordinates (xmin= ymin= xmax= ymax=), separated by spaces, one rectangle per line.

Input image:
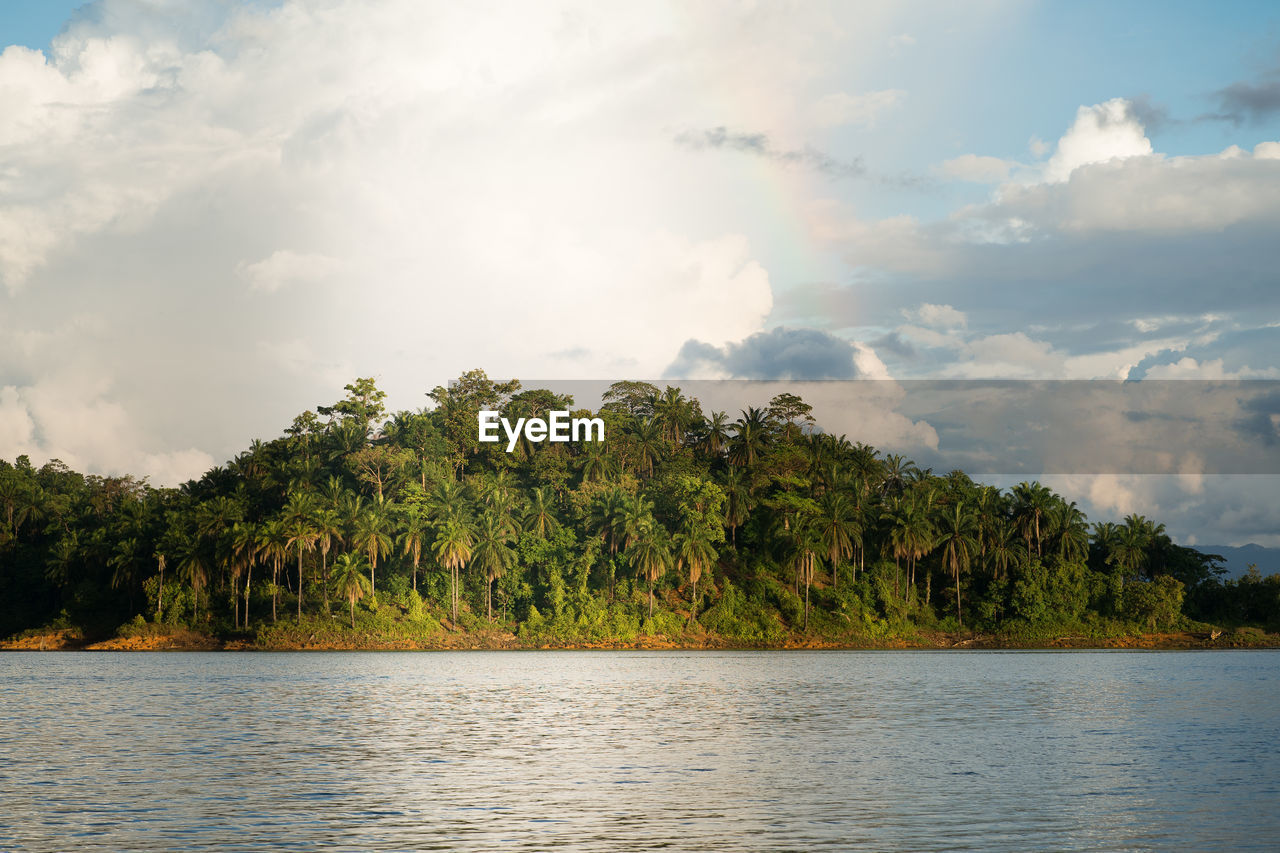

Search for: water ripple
xmin=0 ymin=650 xmax=1277 ymax=851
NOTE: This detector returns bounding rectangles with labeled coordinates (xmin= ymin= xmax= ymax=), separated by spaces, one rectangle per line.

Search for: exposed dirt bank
xmin=4 ymin=628 xmax=1276 ymax=651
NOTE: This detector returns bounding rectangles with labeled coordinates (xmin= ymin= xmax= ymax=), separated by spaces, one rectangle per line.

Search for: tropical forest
xmin=1 ymin=371 xmax=1277 ymax=650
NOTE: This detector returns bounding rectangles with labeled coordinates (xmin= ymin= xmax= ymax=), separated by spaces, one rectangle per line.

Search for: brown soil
xmin=4 ymin=627 xmax=1276 ymax=652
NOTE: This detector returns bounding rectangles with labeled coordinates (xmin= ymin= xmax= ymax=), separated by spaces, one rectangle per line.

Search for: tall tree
xmin=330 ymin=553 xmax=371 ymax=628
xmin=473 ymin=512 xmax=516 ymax=621
xmin=349 ymin=503 xmax=392 ymax=599
xmin=627 ymin=521 xmax=671 ymax=619
xmin=937 ymin=502 xmax=979 ymax=627
xmin=433 ymin=517 xmax=475 ymax=625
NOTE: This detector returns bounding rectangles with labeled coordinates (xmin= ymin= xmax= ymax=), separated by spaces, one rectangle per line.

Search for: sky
xmin=0 ymin=0 xmax=1278 ymax=545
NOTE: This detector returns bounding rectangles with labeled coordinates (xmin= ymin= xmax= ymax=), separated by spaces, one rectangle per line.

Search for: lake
xmin=1 ymin=650 xmax=1277 ymax=851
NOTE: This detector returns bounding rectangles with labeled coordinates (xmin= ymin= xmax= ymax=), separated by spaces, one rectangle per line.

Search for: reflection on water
xmin=1 ymin=651 xmax=1277 ymax=851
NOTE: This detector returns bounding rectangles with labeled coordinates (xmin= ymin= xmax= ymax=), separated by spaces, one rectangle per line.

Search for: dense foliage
xmin=2 ymin=371 xmax=1276 ymax=645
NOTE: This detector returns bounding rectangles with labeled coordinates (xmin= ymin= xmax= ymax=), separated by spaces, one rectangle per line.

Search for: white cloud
xmin=1143 ymin=357 xmax=1280 ymax=379
xmin=4 ymin=0 xmax=869 ymax=478
xmin=851 ymin=342 xmax=892 ymax=380
xmin=0 ymin=378 xmax=215 ymax=483
xmin=239 ymin=251 xmax=343 ymax=293
xmin=906 ymin=302 xmax=967 ymax=329
xmin=810 ymin=89 xmax=906 ymax=128
xmin=1042 ymin=98 xmax=1152 ymax=183
xmin=939 ymin=154 xmax=1014 ymax=183
xmin=1035 ymin=474 xmax=1280 ymax=548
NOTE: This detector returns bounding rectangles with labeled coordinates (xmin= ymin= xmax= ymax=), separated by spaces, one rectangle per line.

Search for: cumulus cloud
xmin=800 ymin=98 xmax=1280 ymax=368
xmin=1033 ymin=474 xmax=1280 ymax=548
xmin=4 ymin=0 xmax=891 ymax=480
xmin=1042 ymin=98 xmax=1153 ymax=183
xmin=904 ymin=303 xmax=966 ymax=330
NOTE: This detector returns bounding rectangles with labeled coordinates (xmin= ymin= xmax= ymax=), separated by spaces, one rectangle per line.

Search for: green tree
xmin=433 ymin=517 xmax=476 ymax=625
xmin=627 ymin=521 xmax=671 ymax=619
xmin=473 ymin=512 xmax=516 ymax=621
xmin=330 ymin=553 xmax=372 ymax=627
xmin=937 ymin=502 xmax=979 ymax=627
xmin=349 ymin=504 xmax=393 ymax=600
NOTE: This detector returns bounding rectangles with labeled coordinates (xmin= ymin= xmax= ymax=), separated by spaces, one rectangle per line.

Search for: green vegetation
xmin=1 ymin=370 xmax=1277 ymax=649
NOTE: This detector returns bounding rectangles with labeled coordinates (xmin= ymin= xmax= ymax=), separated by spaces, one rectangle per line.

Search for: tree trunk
xmin=648 ymin=579 xmax=654 ymax=619
xmin=157 ymin=566 xmax=165 ymax=621
xmin=322 ymin=550 xmax=330 ymax=613
xmin=689 ymin=576 xmax=697 ymax=624
xmin=350 ymin=597 xmax=355 ymax=628
xmin=955 ymin=569 xmax=963 ymax=627
xmin=804 ymin=577 xmax=810 ymax=632
xmin=244 ymin=562 xmax=253 ymax=626
xmin=487 ymin=578 xmax=492 ymax=622
xmin=297 ymin=548 xmax=304 ymax=623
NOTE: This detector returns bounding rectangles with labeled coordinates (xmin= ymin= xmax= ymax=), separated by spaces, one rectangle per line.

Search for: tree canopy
xmin=1 ymin=370 xmax=1272 ymax=647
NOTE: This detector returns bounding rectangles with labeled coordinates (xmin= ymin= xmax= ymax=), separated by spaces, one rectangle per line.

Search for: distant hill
xmin=1192 ymin=544 xmax=1280 ymax=580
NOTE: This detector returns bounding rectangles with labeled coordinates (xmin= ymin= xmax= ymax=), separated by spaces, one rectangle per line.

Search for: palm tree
xmin=1112 ymin=522 xmax=1148 ymax=580
xmin=888 ymin=497 xmax=933 ymax=598
xmin=175 ymin=535 xmax=210 ymax=625
xmin=108 ymin=537 xmax=143 ymax=613
xmin=330 ymin=552 xmax=371 ymax=628
xmin=698 ymin=411 xmax=730 ymax=459
xmin=989 ymin=519 xmax=1021 ymax=581
xmin=397 ymin=510 xmax=430 ymax=593
xmin=312 ymin=508 xmax=343 ymax=612
xmin=153 ymin=551 xmax=168 ymax=620
xmin=627 ymin=521 xmax=670 ymax=619
xmin=814 ymin=492 xmax=857 ymax=589
xmin=879 ymin=454 xmax=915 ymax=497
xmin=787 ymin=514 xmax=819 ymax=632
xmin=522 ymin=487 xmax=559 ymax=539
xmin=578 ymin=442 xmax=615 ymax=483
xmin=728 ymin=407 xmax=769 ymax=468
xmin=937 ymin=502 xmax=978 ymax=627
xmin=674 ymin=525 xmax=717 ymax=624
xmin=230 ymin=521 xmax=260 ymax=627
xmin=721 ymin=468 xmax=750 ymax=547
xmin=284 ymin=514 xmax=318 ymax=623
xmin=44 ymin=533 xmax=79 ymax=592
xmin=652 ymin=386 xmax=695 ymax=445
xmin=1054 ymin=501 xmax=1090 ymax=564
xmin=349 ymin=504 xmax=392 ymax=600
xmin=631 ymin=417 xmax=664 ymax=478
xmin=433 ymin=517 xmax=475 ymax=625
xmin=258 ymin=518 xmax=289 ymax=623
xmin=1012 ymin=481 xmax=1054 ymax=557
xmin=473 ymin=512 xmax=516 ymax=621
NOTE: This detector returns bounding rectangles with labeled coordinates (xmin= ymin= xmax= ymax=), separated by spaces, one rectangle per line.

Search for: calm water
xmin=1 ymin=650 xmax=1277 ymax=851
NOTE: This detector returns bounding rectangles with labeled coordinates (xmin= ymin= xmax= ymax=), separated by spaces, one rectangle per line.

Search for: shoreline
xmin=4 ymin=628 xmax=1277 ymax=653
